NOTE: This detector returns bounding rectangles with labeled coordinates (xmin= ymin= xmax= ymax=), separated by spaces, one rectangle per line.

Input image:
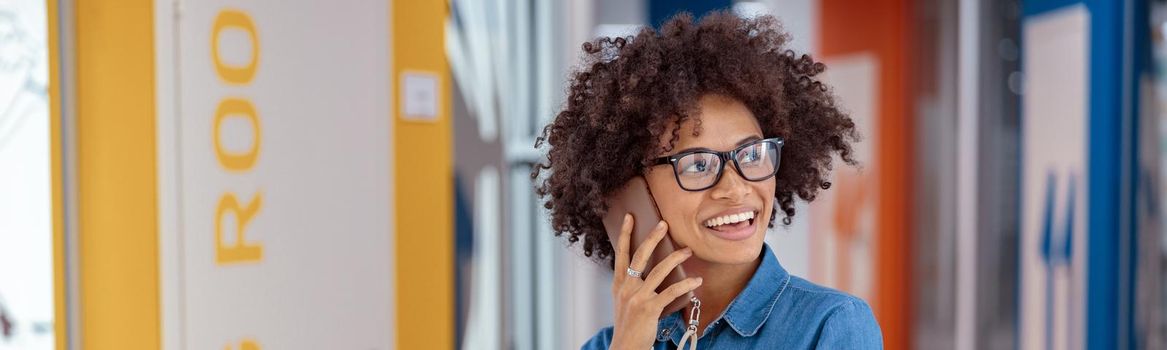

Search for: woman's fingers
xmin=613 ymin=213 xmax=634 ymax=284
xmin=655 ymin=276 xmax=703 ymax=308
xmin=628 ymin=220 xmax=668 ymax=273
xmin=642 ymin=247 xmax=692 ymax=290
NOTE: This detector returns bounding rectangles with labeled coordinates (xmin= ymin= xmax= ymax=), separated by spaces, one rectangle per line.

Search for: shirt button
xmin=658 ymin=328 xmax=671 ymax=340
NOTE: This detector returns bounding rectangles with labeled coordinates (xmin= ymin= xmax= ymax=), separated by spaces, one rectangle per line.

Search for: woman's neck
xmin=680 ymin=255 xmax=762 ymax=337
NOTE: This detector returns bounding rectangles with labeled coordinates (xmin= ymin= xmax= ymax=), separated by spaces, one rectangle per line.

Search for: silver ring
xmin=626 ymin=266 xmax=643 ymax=279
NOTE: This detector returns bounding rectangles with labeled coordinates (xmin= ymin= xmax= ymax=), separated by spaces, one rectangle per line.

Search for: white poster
xmin=156 ymin=1 xmax=395 ymax=349
xmin=0 ymin=0 xmax=53 ymax=349
xmin=1020 ymin=5 xmax=1089 ymax=350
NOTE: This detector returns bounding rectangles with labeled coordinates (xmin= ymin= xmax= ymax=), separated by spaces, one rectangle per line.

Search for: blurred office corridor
xmin=0 ymin=0 xmax=1165 ymax=349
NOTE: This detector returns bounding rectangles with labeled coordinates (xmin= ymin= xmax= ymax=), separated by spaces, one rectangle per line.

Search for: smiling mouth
xmin=703 ymin=210 xmax=757 ymax=231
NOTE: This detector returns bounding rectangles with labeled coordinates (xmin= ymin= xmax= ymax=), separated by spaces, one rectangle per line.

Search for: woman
xmin=533 ymin=12 xmax=883 ymax=349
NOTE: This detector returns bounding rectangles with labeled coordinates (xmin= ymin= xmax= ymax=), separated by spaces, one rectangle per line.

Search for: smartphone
xmin=602 ymin=176 xmax=692 ymax=317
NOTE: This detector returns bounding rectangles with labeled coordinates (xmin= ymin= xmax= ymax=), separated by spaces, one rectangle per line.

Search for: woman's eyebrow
xmin=735 ymin=135 xmax=762 ymax=146
xmin=671 ymin=135 xmax=764 ymax=154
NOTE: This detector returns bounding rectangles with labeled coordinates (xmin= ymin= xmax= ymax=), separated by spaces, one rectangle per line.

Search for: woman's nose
xmin=710 ymin=164 xmax=751 ymax=201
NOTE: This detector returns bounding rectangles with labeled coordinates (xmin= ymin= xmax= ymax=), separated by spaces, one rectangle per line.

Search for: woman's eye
xmin=681 ymin=159 xmax=710 ymax=174
xmin=740 ymin=147 xmax=763 ymax=165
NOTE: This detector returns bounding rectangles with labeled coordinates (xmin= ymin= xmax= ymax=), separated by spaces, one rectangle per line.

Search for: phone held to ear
xmin=602 ymin=176 xmax=693 ymax=318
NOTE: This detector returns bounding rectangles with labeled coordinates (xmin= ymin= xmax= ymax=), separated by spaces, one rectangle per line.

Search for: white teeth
xmin=704 ymin=211 xmax=756 ymax=228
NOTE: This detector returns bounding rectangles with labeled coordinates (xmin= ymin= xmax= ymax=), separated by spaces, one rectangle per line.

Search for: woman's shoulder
xmin=782 ymin=274 xmax=868 ymax=307
xmin=771 ymin=275 xmax=883 ymax=347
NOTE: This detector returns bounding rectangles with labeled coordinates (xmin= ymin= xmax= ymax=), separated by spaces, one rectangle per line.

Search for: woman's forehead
xmin=659 ymin=95 xmax=763 ymax=151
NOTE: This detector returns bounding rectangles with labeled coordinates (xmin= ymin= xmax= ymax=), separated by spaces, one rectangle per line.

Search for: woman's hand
xmin=609 ymin=214 xmax=704 ymax=350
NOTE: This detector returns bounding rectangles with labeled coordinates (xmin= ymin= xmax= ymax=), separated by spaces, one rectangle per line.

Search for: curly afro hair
xmin=532 ymin=11 xmax=859 ymax=265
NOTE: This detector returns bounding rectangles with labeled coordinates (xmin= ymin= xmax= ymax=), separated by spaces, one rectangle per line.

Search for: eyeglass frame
xmin=651 ymin=137 xmax=785 ymax=192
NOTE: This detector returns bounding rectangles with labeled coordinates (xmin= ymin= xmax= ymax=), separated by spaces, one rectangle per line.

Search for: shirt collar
xmin=722 ymin=243 xmax=789 ymax=336
xmin=656 ymin=243 xmax=790 ymax=343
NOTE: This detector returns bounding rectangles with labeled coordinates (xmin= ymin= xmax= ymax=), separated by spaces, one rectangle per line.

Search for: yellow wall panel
xmin=47 ymin=0 xmax=64 ymax=348
xmin=393 ymin=0 xmax=453 ymax=348
xmin=74 ymin=0 xmax=159 ymax=348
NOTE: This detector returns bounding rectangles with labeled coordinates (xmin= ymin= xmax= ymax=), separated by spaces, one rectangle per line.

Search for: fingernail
xmin=697 ymin=277 xmax=704 ymax=284
xmin=625 ymin=213 xmax=632 ymax=222
xmin=683 ymin=247 xmax=693 ymax=254
xmin=657 ymin=220 xmax=667 ymax=228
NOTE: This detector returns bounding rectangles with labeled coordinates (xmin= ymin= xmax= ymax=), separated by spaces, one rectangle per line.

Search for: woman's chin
xmin=695 ymin=236 xmax=765 ymax=265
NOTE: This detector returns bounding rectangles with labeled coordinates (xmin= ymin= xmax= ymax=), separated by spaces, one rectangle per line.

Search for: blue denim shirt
xmin=581 ymin=244 xmax=883 ymax=349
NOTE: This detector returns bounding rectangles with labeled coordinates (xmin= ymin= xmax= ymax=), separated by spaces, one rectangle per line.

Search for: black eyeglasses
xmin=652 ymin=137 xmax=784 ymax=191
